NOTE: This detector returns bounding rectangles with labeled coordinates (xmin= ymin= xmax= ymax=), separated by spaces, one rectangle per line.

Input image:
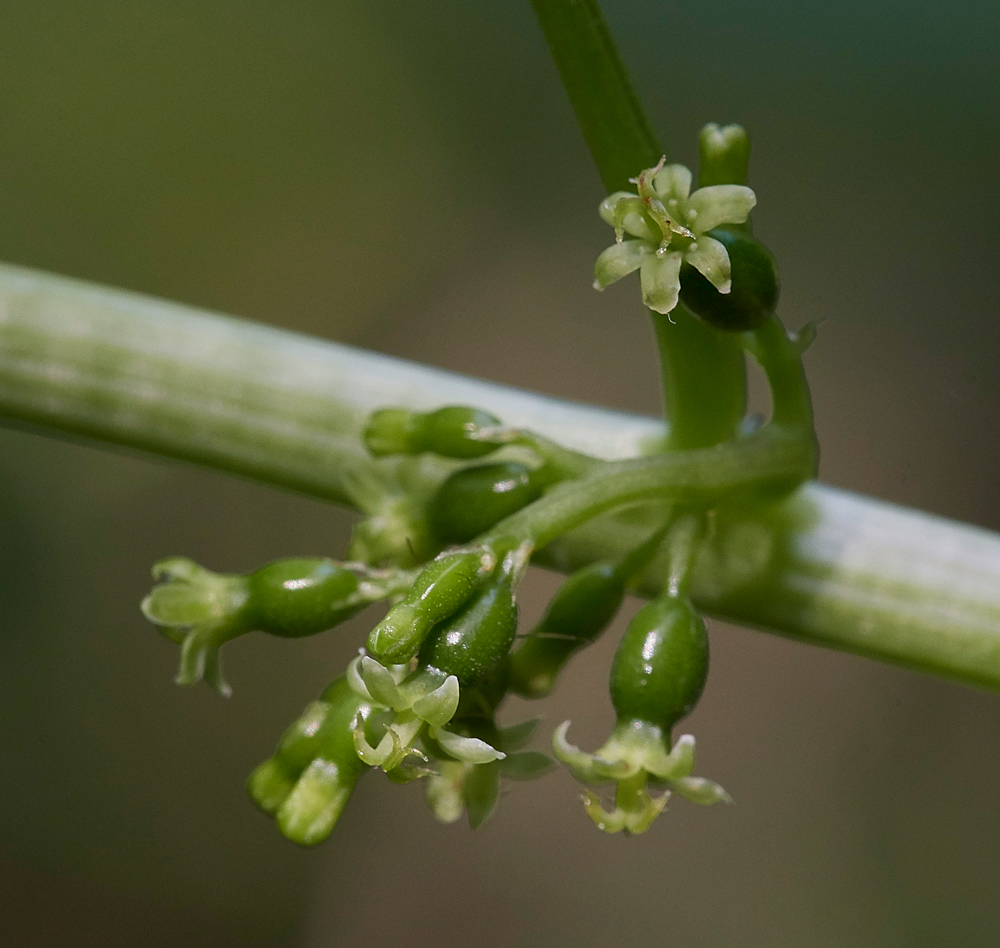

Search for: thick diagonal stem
xmin=2 ymin=263 xmax=1000 ymax=690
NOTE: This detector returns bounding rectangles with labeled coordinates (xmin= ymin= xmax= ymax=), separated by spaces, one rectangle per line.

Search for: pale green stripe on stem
xmin=2 ymin=261 xmax=1000 ymax=690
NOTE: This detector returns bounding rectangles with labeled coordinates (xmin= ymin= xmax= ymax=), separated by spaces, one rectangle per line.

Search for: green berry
xmin=679 ymin=226 xmax=779 ymax=331
xmin=609 ymin=597 xmax=708 ymax=732
xmin=429 ymin=462 xmax=543 ymax=544
xmin=246 ymin=558 xmax=363 ymax=638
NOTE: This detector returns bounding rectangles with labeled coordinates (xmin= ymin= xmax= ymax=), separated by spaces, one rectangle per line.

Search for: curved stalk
xmin=531 ymin=0 xmax=749 ymax=448
xmin=2 ymin=262 xmax=1000 ymax=691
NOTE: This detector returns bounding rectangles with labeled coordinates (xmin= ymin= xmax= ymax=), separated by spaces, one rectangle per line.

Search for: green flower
xmin=594 ymin=157 xmax=756 ymax=314
xmin=553 ymin=721 xmax=730 ymax=834
xmin=346 ymin=654 xmax=506 ymax=772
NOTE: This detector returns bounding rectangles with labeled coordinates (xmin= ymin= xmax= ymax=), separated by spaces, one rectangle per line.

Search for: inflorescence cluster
xmin=142 ymin=125 xmax=817 ymax=843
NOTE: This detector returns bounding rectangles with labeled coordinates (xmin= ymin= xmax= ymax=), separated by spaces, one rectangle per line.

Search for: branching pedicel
xmin=143 ymin=122 xmax=818 ymax=839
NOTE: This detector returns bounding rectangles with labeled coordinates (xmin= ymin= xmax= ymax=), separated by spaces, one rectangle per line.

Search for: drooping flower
xmin=553 ymin=722 xmax=730 ymax=834
xmin=593 ymin=157 xmax=756 ymax=314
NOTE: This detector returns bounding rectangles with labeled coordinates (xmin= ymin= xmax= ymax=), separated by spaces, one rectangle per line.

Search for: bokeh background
xmin=2 ymin=1 xmax=1000 ymax=945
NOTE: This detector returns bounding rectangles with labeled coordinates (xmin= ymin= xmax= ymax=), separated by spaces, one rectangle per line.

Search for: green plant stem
xmin=2 ymin=262 xmax=1000 ymax=691
xmin=746 ymin=317 xmax=814 ymax=430
xmin=530 ymin=0 xmax=660 ymax=195
xmin=482 ymin=425 xmax=813 ymax=552
xmin=531 ymin=0 xmax=749 ymax=448
xmin=652 ymin=303 xmax=748 ymax=449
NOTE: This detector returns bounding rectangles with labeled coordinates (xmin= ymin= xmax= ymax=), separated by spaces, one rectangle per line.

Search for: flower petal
xmin=686 ymin=184 xmax=756 ymax=232
xmin=360 ymin=655 xmax=403 ymax=709
xmin=622 ymin=789 xmax=669 ymax=834
xmin=670 ymin=776 xmax=732 ymax=805
xmin=598 ymin=191 xmax=638 ymax=227
xmin=599 ymin=192 xmax=659 ymax=242
xmin=599 ymin=192 xmax=656 ymax=241
xmin=431 ymin=727 xmax=505 ymax=764
xmin=622 ymin=211 xmax=659 ymax=242
xmin=685 ymin=235 xmax=732 ymax=293
xmin=639 ymin=251 xmax=682 ymax=314
xmin=141 ymin=584 xmax=207 ymax=627
xmin=412 ymin=675 xmax=460 ymax=728
xmin=151 ymin=556 xmax=205 ymax=583
xmin=653 ymin=163 xmax=692 ymax=202
xmin=582 ymin=792 xmax=627 ymax=833
xmin=352 ymin=713 xmax=396 ymax=766
xmin=202 ymin=648 xmax=232 ymax=698
xmin=644 ymin=732 xmax=696 ymax=781
xmin=552 ymin=721 xmax=629 ymax=783
xmin=593 ymin=240 xmax=653 ymax=290
xmin=346 ymin=655 xmax=372 ymax=701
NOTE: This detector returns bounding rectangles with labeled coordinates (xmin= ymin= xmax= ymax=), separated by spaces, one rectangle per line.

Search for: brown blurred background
xmin=2 ymin=1 xmax=1000 ymax=945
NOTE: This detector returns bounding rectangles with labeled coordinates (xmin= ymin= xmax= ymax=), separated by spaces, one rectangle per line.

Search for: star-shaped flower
xmin=593 ymin=157 xmax=756 ymax=314
xmin=347 ymin=654 xmax=506 ymax=773
xmin=553 ymin=720 xmax=730 ymax=834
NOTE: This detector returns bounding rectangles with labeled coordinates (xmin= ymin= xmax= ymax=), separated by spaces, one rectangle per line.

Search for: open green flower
xmin=593 ymin=157 xmax=756 ymax=314
xmin=554 ymin=722 xmax=730 ymax=834
xmin=347 ymin=654 xmax=506 ymax=773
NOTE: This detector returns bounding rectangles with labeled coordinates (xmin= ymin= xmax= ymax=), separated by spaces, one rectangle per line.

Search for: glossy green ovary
xmin=246 ymin=558 xmax=362 ymax=637
xmin=609 ymin=597 xmax=708 ymax=731
xmin=679 ymin=226 xmax=780 ymax=332
xmin=430 ymin=462 xmax=543 ymax=544
xmin=508 ymin=561 xmax=626 ymax=697
xmin=419 ymin=576 xmax=519 ymax=687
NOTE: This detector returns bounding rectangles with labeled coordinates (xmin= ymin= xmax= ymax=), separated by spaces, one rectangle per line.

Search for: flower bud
xmin=698 ymin=122 xmax=750 ymax=187
xmin=366 ymin=547 xmax=496 ymax=663
xmin=247 ymin=678 xmax=369 ymax=846
xmin=364 ymin=405 xmax=503 ymax=459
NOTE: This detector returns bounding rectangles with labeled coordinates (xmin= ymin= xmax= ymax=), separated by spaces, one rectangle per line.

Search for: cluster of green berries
xmin=144 ymin=403 xmax=727 ymax=841
xmin=142 ymin=125 xmax=810 ymax=845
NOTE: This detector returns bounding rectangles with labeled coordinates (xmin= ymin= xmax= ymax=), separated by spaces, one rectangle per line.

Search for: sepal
xmin=430 ymin=726 xmax=505 ymax=764
xmin=581 ymin=785 xmax=668 ymax=835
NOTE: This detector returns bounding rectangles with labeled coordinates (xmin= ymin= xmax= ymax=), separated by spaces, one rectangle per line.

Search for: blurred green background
xmin=2 ymin=1 xmax=1000 ymax=945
